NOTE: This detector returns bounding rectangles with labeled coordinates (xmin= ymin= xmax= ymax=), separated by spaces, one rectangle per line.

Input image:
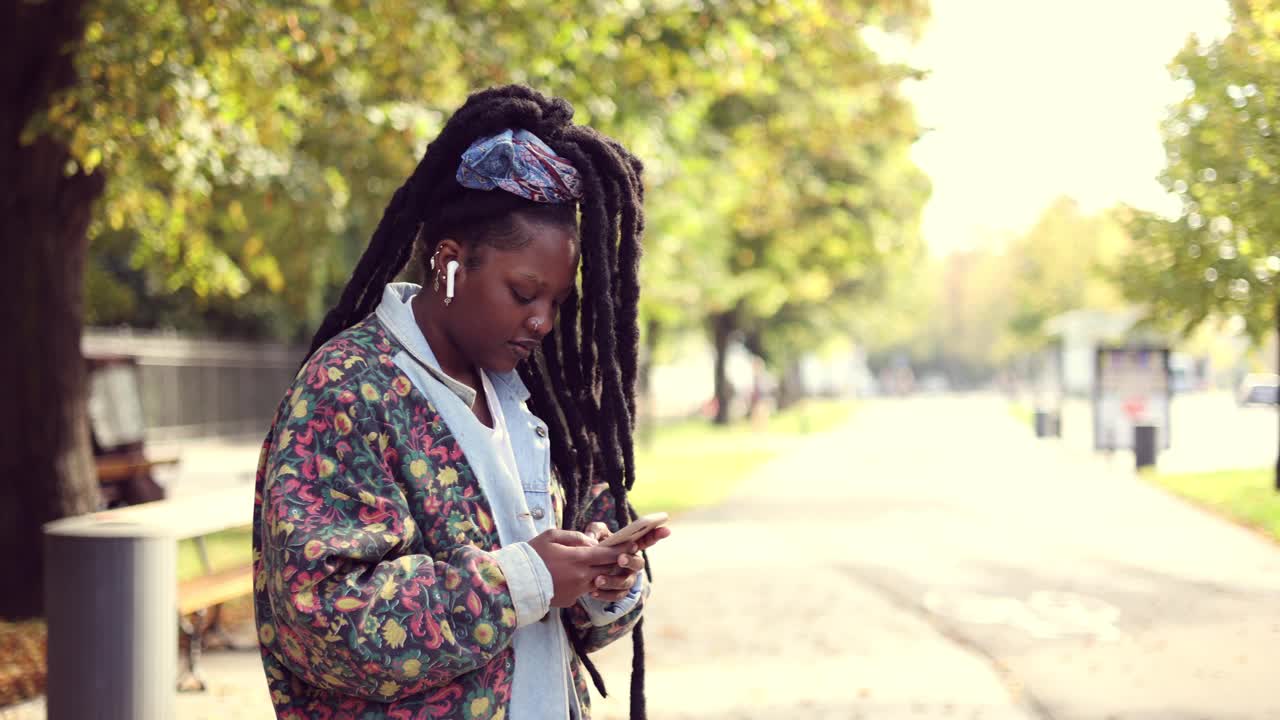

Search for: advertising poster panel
xmin=1093 ymin=346 xmax=1171 ymax=451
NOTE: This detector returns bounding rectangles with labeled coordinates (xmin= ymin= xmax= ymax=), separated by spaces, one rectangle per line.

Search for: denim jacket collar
xmin=374 ymin=282 xmax=531 ymax=404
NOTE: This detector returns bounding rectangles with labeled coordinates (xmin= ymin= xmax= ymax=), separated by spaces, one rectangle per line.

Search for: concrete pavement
xmin=580 ymin=394 xmax=1280 ymax=719
xmin=19 ymin=393 xmax=1280 ymax=719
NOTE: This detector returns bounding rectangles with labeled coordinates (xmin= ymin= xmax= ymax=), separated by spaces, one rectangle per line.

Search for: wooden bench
xmin=95 ymin=451 xmax=180 ymax=508
xmin=95 ymin=453 xmax=181 ymax=484
xmin=176 ymin=535 xmax=254 ymax=692
xmin=178 ymin=565 xmax=254 ymax=618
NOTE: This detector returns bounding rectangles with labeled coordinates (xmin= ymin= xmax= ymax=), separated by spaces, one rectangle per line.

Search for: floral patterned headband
xmin=455 ymin=128 xmax=583 ymax=203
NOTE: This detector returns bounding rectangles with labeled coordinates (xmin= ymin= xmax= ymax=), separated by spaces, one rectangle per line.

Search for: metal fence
xmin=83 ymin=329 xmax=306 ymax=443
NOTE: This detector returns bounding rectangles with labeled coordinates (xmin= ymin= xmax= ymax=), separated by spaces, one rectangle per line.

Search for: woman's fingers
xmin=590 ymin=571 xmax=638 ymax=599
xmin=610 ymin=545 xmax=650 ymax=571
xmin=636 ymin=526 xmax=672 ymax=551
xmin=542 ymin=528 xmax=598 ymax=547
xmin=583 ymin=521 xmax=610 ymax=543
xmin=572 ymin=522 xmax=669 ymax=601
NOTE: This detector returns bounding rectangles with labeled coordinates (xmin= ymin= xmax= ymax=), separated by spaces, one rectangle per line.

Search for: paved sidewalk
xmin=584 ymin=405 xmax=1039 ymax=720
xmin=22 ymin=393 xmax=1280 ymax=718
xmin=163 ymin=413 xmax=1038 ymax=719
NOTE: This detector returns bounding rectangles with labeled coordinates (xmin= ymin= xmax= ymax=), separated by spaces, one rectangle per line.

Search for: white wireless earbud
xmin=444 ymin=260 xmax=459 ymax=305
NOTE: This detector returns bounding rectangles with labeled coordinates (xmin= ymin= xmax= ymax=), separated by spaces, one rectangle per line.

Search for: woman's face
xmin=446 ymin=216 xmax=578 ymax=374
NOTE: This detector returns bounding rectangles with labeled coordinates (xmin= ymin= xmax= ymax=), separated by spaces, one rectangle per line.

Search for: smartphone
xmin=599 ymin=512 xmax=669 ymax=548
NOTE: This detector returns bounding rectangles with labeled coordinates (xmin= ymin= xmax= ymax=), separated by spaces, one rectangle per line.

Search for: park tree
xmin=934 ymin=247 xmax=1017 ymax=381
xmin=6 ymin=0 xmax=466 ymax=618
xmin=1113 ymin=0 xmax=1280 ymax=486
xmin=858 ymin=245 xmax=1016 ymax=387
xmin=3 ymin=0 xmax=933 ymax=617
xmin=849 ymin=246 xmax=940 ymax=363
xmin=3 ymin=0 xmax=109 ymax=620
xmin=859 ymin=197 xmax=1132 ymax=389
xmin=4 ymin=0 xmax=725 ymax=618
xmin=676 ymin=2 xmax=932 ymax=422
xmin=1006 ymin=197 xmax=1130 ymax=352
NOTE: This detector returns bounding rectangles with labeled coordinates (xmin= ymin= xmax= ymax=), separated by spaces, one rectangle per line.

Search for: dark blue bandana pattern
xmin=456 ymin=129 xmax=584 ymax=203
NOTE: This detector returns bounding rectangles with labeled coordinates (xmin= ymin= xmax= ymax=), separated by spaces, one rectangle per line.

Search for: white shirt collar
xmin=373 ymin=283 xmax=531 ymax=405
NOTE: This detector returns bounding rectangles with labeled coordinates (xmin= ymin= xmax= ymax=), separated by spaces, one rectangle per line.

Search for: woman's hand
xmin=528 ymin=529 xmax=630 ymax=608
xmin=583 ymin=522 xmax=673 ymax=602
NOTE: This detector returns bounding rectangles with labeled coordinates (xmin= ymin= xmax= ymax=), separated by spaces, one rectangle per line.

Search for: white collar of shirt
xmin=374 ymin=282 xmax=531 ymax=406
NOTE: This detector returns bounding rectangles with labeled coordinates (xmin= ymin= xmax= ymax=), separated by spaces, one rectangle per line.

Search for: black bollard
xmin=1134 ymin=424 xmax=1158 ymax=470
xmin=1034 ymin=410 xmax=1048 ymax=437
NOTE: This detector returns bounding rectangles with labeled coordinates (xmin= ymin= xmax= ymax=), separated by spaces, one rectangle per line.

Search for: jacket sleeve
xmin=565 ymin=483 xmax=650 ymax=653
xmin=257 ymin=380 xmax=545 ymax=701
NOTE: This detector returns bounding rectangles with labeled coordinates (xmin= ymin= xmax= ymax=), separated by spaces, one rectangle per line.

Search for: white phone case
xmin=600 ymin=512 xmax=669 ymax=547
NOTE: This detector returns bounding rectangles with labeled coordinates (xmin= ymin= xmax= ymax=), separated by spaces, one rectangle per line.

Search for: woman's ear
xmin=434 ymin=238 xmax=464 ymax=269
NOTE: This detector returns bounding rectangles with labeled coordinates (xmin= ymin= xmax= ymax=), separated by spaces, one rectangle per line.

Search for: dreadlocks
xmin=305 ymin=85 xmax=649 ymax=718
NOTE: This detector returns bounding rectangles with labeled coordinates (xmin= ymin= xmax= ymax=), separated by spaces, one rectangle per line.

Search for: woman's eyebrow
xmin=517 ymin=271 xmax=570 ymax=299
xmin=516 ymin=272 xmax=546 ymax=287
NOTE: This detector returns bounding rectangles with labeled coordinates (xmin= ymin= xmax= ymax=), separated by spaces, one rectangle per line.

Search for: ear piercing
xmin=430 ymin=249 xmax=459 ymax=306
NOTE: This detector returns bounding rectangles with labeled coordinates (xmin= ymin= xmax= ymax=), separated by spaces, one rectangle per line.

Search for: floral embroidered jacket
xmin=252 ymin=315 xmax=643 ymax=719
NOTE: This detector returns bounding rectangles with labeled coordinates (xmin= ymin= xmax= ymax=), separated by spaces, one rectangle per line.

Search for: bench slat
xmin=96 ymin=455 xmax=180 ymax=483
xmin=177 ymin=565 xmax=254 ymax=616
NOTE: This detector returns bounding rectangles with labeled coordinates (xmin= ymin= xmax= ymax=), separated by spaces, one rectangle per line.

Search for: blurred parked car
xmin=1237 ymin=373 xmax=1279 ymax=407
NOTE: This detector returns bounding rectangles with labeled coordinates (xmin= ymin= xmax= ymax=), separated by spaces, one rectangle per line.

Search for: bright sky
xmin=901 ymin=0 xmax=1232 ymax=256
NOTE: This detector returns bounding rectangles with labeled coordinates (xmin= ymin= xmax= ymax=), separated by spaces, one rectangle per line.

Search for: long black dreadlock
xmin=304 ymin=85 xmax=649 ymax=718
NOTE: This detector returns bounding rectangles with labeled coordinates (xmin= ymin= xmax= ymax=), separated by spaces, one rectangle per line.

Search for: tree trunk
xmin=776 ymin=359 xmax=804 ymax=411
xmin=710 ymin=312 xmax=735 ymax=426
xmin=0 ymin=0 xmax=104 ymax=619
xmin=741 ymin=331 xmax=766 ymax=421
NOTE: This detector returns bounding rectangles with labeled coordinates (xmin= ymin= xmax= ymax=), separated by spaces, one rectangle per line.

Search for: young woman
xmin=252 ymin=85 xmax=669 ymax=720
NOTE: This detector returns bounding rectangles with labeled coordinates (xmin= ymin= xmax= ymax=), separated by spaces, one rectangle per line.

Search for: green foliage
xmin=689 ymin=5 xmax=933 ymax=368
xmin=1115 ymin=0 xmax=1280 ymax=343
xmin=848 ymin=242 xmax=938 ymax=354
xmin=858 ymin=197 xmax=1130 ymax=380
xmin=38 ymin=1 xmax=931 ymax=348
xmin=1006 ymin=197 xmax=1130 ymax=349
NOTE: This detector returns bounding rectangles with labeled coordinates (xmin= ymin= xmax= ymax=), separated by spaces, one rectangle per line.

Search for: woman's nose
xmin=528 ymin=300 xmax=557 ymax=336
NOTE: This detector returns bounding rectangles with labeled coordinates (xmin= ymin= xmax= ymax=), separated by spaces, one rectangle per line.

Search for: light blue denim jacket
xmin=375 ymin=283 xmax=641 ymax=719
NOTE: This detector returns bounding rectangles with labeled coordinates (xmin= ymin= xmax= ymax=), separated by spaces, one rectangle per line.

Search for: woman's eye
xmin=511 ymin=289 xmax=534 ymax=305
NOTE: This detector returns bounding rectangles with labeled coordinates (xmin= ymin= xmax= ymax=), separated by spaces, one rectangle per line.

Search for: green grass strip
xmin=1148 ymin=467 xmax=1280 ymax=542
xmin=630 ymin=399 xmax=855 ymax=515
xmin=178 ymin=528 xmax=253 ymax=581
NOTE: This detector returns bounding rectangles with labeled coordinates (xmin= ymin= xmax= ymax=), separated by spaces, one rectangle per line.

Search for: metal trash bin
xmin=44 ymin=516 xmax=177 ymax=720
xmin=1134 ymin=424 xmax=1158 ymax=470
xmin=1034 ymin=409 xmax=1061 ymax=438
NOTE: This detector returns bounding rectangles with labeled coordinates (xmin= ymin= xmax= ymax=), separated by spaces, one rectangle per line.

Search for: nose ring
xmin=530 ymin=318 xmax=543 ymax=331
